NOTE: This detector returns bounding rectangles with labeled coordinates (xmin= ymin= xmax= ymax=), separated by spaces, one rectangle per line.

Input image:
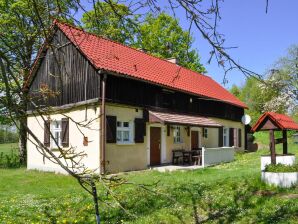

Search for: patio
xmin=151 ymin=146 xmax=235 ymax=172
xmin=151 ymin=164 xmax=203 ymax=172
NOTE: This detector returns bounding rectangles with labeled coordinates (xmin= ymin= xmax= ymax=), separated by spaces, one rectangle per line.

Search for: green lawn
xmin=0 ymin=134 xmax=298 ymax=223
xmin=0 ymin=142 xmax=18 ymax=155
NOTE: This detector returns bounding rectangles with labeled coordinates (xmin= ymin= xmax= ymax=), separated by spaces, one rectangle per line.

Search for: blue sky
xmin=76 ymin=0 xmax=298 ymax=89
xmin=192 ymin=0 xmax=298 ymax=88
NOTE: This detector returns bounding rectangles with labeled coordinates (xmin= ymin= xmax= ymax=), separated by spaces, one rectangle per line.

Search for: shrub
xmin=264 ymin=163 xmax=298 ymax=172
xmin=0 ymin=150 xmax=21 ymax=168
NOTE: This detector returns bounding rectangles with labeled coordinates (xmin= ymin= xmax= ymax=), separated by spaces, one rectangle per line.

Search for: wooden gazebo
xmin=252 ymin=112 xmax=298 ymax=164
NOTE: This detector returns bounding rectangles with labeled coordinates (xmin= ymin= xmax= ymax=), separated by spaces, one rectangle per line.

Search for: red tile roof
xmin=252 ymin=112 xmax=298 ymax=131
xmin=30 ymin=21 xmax=248 ymax=109
xmin=149 ymin=111 xmax=222 ymax=127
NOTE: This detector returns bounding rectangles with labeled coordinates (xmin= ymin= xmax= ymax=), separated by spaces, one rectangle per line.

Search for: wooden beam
xmin=269 ymin=130 xmax=276 ymax=164
xmin=283 ymin=130 xmax=288 ymax=155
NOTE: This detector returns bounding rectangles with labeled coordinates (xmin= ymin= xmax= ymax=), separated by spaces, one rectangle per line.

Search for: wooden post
xmin=100 ymin=73 xmax=107 ymax=174
xmin=282 ymin=130 xmax=288 ymax=155
xmin=269 ymin=130 xmax=276 ymax=164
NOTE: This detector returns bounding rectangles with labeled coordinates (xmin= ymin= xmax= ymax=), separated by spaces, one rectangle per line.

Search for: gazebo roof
xmin=252 ymin=112 xmax=298 ymax=132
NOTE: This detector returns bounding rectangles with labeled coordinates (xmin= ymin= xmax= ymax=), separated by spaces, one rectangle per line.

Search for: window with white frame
xmin=173 ymin=126 xmax=182 ymax=143
xmin=117 ymin=121 xmax=133 ymax=143
xmin=51 ymin=120 xmax=62 ymax=148
xmin=223 ymin=127 xmax=229 ymax=147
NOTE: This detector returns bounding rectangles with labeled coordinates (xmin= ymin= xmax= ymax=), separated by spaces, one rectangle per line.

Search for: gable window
xmin=223 ymin=127 xmax=229 ymax=147
xmin=173 ymin=126 xmax=182 ymax=143
xmin=117 ymin=121 xmax=133 ymax=144
xmin=51 ymin=120 xmax=62 ymax=148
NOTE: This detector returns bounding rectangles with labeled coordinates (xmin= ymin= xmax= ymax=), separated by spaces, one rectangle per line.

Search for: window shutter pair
xmin=43 ymin=118 xmax=69 ymax=147
xmin=134 ymin=118 xmax=146 ymax=143
xmin=218 ymin=127 xmax=223 ymax=147
xmin=106 ymin=116 xmax=146 ymax=143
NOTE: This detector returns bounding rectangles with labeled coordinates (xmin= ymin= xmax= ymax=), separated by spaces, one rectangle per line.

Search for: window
xmin=117 ymin=121 xmax=133 ymax=144
xmin=223 ymin=127 xmax=229 ymax=147
xmin=203 ymin=128 xmax=208 ymax=138
xmin=173 ymin=126 xmax=182 ymax=143
xmin=51 ymin=120 xmax=62 ymax=148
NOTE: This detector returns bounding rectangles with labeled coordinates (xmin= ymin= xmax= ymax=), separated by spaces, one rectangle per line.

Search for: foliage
xmin=0 ymin=127 xmax=18 ymax=143
xmin=265 ymin=163 xmax=298 ymax=173
xmin=230 ymin=84 xmax=241 ymax=98
xmin=0 ymin=151 xmax=20 ymax=168
xmin=82 ymin=2 xmax=206 ymax=73
xmin=231 ymin=45 xmax=298 ymax=124
xmin=0 ymin=0 xmax=78 ymax=164
xmin=0 ymin=141 xmax=297 ymax=223
xmin=81 ymin=0 xmax=137 ymax=45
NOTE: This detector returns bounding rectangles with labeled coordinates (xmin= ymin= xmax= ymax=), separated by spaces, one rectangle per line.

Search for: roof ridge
xmin=54 ymin=20 xmax=206 ymax=77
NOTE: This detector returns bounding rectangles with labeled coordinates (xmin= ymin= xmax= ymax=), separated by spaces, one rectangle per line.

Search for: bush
xmin=0 ymin=150 xmax=21 ymax=168
xmin=264 ymin=163 xmax=298 ymax=172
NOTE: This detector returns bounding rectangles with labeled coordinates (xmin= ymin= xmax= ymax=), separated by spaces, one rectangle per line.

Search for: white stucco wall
xmin=261 ymin=172 xmax=298 ymax=188
xmin=261 ymin=155 xmax=296 ymax=171
xmin=27 ymin=105 xmax=100 ymax=174
xmin=202 ymin=147 xmax=234 ymax=167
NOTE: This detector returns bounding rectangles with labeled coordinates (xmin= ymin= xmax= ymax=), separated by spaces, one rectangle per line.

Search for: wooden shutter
xmin=106 ymin=116 xmax=117 ymax=143
xmin=44 ymin=120 xmax=50 ymax=147
xmin=167 ymin=125 xmax=170 ymax=136
xmin=61 ymin=118 xmax=69 ymax=147
xmin=229 ymin=128 xmax=234 ymax=147
xmin=134 ymin=118 xmax=145 ymax=143
xmin=238 ymin=129 xmax=242 ymax=147
xmin=218 ymin=127 xmax=223 ymax=147
xmin=202 ymin=128 xmax=205 ymax=138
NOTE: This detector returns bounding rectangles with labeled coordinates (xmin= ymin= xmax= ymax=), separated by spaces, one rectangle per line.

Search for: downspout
xmin=100 ymin=72 xmax=107 ymax=174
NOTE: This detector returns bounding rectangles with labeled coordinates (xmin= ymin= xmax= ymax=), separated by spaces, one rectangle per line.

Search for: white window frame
xmin=173 ymin=126 xmax=183 ymax=144
xmin=116 ymin=121 xmax=134 ymax=144
xmin=51 ymin=120 xmax=62 ymax=149
xmin=223 ymin=127 xmax=229 ymax=147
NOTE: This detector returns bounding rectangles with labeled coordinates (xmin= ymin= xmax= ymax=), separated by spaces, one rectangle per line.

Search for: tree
xmin=81 ymin=1 xmax=138 ymax=45
xmin=82 ymin=3 xmax=206 ymax=73
xmin=0 ymin=0 xmax=76 ymax=164
xmin=230 ymin=84 xmax=241 ymax=98
xmin=136 ymin=13 xmax=206 ymax=73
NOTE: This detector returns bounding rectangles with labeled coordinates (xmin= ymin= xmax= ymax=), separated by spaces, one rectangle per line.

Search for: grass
xmin=0 ymin=133 xmax=297 ymax=223
xmin=0 ymin=142 xmax=18 ymax=155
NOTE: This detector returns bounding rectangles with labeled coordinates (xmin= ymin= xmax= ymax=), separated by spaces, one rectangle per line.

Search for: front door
xmin=150 ymin=127 xmax=161 ymax=166
xmin=191 ymin=131 xmax=199 ymax=149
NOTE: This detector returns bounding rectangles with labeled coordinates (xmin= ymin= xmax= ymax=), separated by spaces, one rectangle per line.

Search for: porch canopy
xmin=149 ymin=110 xmax=222 ymax=127
xmin=251 ymin=112 xmax=298 ymax=164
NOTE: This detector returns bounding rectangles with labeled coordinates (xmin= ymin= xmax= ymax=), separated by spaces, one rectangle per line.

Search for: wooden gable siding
xmin=105 ymin=75 xmax=244 ymax=121
xmin=28 ymin=29 xmax=100 ymax=109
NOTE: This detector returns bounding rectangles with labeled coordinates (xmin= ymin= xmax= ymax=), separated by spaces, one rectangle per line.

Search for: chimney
xmin=167 ymin=58 xmax=179 ymax=64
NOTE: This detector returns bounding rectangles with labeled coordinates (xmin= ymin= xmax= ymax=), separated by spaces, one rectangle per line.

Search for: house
xmin=26 ymin=21 xmax=248 ymax=174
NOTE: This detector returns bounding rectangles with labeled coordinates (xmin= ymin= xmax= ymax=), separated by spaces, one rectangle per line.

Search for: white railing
xmin=202 ymin=147 xmax=234 ymax=167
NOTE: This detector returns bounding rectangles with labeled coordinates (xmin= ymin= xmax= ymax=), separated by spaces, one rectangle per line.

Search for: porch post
xmin=282 ymin=130 xmax=288 ymax=155
xmin=269 ymin=130 xmax=276 ymax=164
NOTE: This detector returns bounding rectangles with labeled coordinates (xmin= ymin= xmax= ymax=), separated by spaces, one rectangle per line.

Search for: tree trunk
xmin=19 ymin=115 xmax=27 ymax=165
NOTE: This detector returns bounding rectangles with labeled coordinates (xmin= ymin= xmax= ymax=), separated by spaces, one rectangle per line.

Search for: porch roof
xmin=149 ymin=111 xmax=222 ymax=127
